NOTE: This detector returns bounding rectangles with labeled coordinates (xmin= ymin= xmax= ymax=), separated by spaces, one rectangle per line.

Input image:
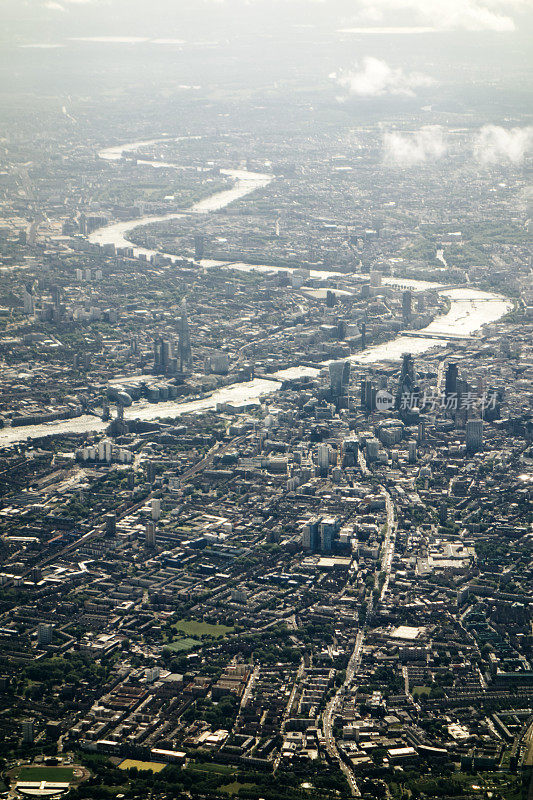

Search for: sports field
xmin=118 ymin=760 xmax=166 ymax=773
xmin=17 ymin=767 xmax=74 ymax=782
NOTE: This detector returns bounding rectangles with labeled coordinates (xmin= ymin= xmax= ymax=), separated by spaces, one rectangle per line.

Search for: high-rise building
xmin=145 ymin=521 xmax=157 ymax=548
xmin=317 ymin=443 xmax=331 ymax=476
xmin=146 ymin=460 xmax=157 ymax=484
xmin=326 ymin=290 xmax=336 ymax=308
xmin=151 ymin=498 xmax=161 ymax=521
xmin=154 ymin=337 xmax=175 ymax=374
xmin=51 ymin=284 xmax=61 ymax=311
xmin=22 ymin=719 xmax=34 ymax=743
xmin=402 ymin=290 xmax=412 ymax=324
xmin=366 ymin=437 xmax=380 ymax=462
xmin=329 ymin=360 xmax=350 ymax=400
xmin=361 ymin=379 xmax=376 ymax=412
xmin=466 ymin=419 xmax=483 ymax=453
xmin=445 ymin=363 xmax=458 ymax=404
xmin=408 ymin=440 xmax=417 ymax=464
xmin=320 ymin=517 xmax=337 ymax=553
xmin=23 ymin=283 xmax=35 ymax=315
xmin=105 ymin=513 xmax=116 ymax=538
xmin=194 ymin=234 xmax=205 ymax=260
xmin=178 ymin=299 xmax=192 ymax=371
xmin=38 ymin=623 xmax=53 ymax=646
xmin=396 ymin=353 xmax=418 ymax=414
xmin=302 ymin=518 xmax=320 ymax=551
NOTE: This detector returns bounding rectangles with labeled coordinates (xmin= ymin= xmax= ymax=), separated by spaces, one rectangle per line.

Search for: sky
xmin=2 ymin=0 xmax=533 ymax=38
xmin=0 ymin=0 xmax=531 ymax=127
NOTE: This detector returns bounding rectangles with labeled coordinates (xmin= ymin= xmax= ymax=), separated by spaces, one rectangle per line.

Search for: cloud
xmin=331 ymin=57 xmax=433 ymax=97
xmin=348 ymin=0 xmax=524 ymax=31
xmin=383 ymin=125 xmax=447 ymax=167
xmin=474 ymin=125 xmax=533 ymax=164
xmin=43 ymin=0 xmax=96 ymax=8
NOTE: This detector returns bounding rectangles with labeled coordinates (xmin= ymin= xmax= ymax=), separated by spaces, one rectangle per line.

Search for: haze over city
xmin=0 ymin=1 xmax=532 ymax=799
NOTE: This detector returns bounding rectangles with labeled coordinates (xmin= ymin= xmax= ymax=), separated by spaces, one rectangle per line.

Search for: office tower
xmin=178 ymin=299 xmax=192 ymax=371
xmin=23 ymin=283 xmax=35 ymax=315
xmin=22 ymin=720 xmax=34 ymax=743
xmin=396 ymin=353 xmax=418 ymax=413
xmin=466 ymin=419 xmax=483 ymax=453
xmin=417 ymin=420 xmax=426 ymax=443
xmin=146 ymin=460 xmax=157 ymax=484
xmin=370 ymin=271 xmax=382 ymax=288
xmin=320 ymin=517 xmax=336 ymax=553
xmin=317 ymin=443 xmax=330 ymax=476
xmin=105 ymin=513 xmax=116 ymax=538
xmin=145 ymin=521 xmax=156 ymax=548
xmin=360 ymin=322 xmax=366 ymax=350
xmin=329 ymin=360 xmax=350 ymax=400
xmin=51 ymin=284 xmax=61 ymax=311
xmin=194 ymin=234 xmax=205 ymax=260
xmin=209 ymin=351 xmax=230 ymax=375
xmin=342 ymin=437 xmax=359 ymax=467
xmin=366 ymin=437 xmax=380 ymax=462
xmin=445 ymin=363 xmax=458 ymax=404
xmin=326 ymin=290 xmax=336 ymax=308
xmin=151 ymin=498 xmax=161 ymax=521
xmin=38 ymin=623 xmax=53 ymax=646
xmin=302 ymin=518 xmax=320 ymax=551
xmin=402 ymin=290 xmax=412 ymax=324
xmin=408 ymin=440 xmax=417 ymax=464
xmin=361 ymin=378 xmax=376 ymax=412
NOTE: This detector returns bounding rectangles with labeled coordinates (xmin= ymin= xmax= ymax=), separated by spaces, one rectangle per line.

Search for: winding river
xmin=0 ymin=137 xmax=512 ymax=445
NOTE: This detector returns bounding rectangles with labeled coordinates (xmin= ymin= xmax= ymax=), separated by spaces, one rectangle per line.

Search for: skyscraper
xmin=178 ymin=299 xmax=192 ymax=371
xmin=23 ymin=283 xmax=35 ymax=315
xmin=105 ymin=513 xmax=116 ymax=538
xmin=22 ymin=720 xmax=34 ymax=743
xmin=466 ymin=419 xmax=483 ymax=453
xmin=396 ymin=353 xmax=419 ymax=417
xmin=38 ymin=623 xmax=53 ymax=646
xmin=402 ymin=290 xmax=412 ymax=324
xmin=317 ymin=443 xmax=330 ymax=476
xmin=194 ymin=234 xmax=205 ymax=260
xmin=445 ymin=363 xmax=458 ymax=404
xmin=145 ymin=521 xmax=156 ymax=548
xmin=329 ymin=360 xmax=350 ymax=400
xmin=302 ymin=518 xmax=320 ymax=551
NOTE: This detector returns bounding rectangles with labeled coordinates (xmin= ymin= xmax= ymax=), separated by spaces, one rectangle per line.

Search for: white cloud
xmin=43 ymin=0 xmax=97 ymax=8
xmin=383 ymin=125 xmax=447 ymax=167
xmin=348 ymin=0 xmax=524 ymax=31
xmin=331 ymin=57 xmax=433 ymax=97
xmin=474 ymin=125 xmax=533 ymax=164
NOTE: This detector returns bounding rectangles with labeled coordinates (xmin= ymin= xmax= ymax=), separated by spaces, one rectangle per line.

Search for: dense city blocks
xmin=0 ymin=3 xmax=532 ymax=799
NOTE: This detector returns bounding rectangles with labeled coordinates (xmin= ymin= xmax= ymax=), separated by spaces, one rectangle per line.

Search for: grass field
xmin=164 ymin=636 xmax=201 ymax=652
xmin=185 ymin=763 xmax=236 ymax=776
xmin=221 ymin=781 xmax=256 ymax=795
xmin=118 ymin=760 xmax=166 ymax=773
xmin=17 ymin=767 xmax=74 ymax=782
xmin=172 ymin=618 xmax=234 ymax=638
xmin=412 ymin=685 xmax=431 ymax=697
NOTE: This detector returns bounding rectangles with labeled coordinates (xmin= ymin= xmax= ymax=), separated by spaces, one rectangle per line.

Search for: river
xmin=0 ymin=138 xmax=512 ymax=445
